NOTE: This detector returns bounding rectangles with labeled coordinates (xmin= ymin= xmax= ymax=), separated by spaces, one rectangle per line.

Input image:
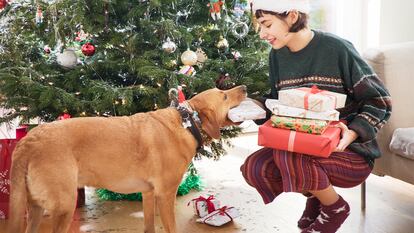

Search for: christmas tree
xmin=0 ymin=0 xmax=270 ymax=159
xmin=0 ymin=0 xmax=270 ymax=200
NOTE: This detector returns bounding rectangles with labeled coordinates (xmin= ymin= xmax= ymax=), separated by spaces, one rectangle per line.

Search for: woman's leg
xmin=240 ymin=147 xmax=284 ymax=204
xmin=310 ymin=185 xmax=338 ymax=205
xmin=273 ymin=150 xmax=371 ymax=232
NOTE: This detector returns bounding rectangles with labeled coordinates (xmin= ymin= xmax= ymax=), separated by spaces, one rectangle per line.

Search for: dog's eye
xmin=224 ymin=93 xmax=228 ymax=100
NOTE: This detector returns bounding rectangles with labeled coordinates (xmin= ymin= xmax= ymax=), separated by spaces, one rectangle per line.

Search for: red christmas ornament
xmin=0 ymin=0 xmax=8 ymax=10
xmin=58 ymin=113 xmax=72 ymax=120
xmin=81 ymin=42 xmax=95 ymax=56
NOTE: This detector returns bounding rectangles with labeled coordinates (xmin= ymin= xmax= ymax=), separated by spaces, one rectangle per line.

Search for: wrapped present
xmin=265 ymin=99 xmax=339 ymax=121
xmin=188 ymin=195 xmax=221 ymax=218
xmin=196 ymin=206 xmax=240 ymax=227
xmin=228 ymin=99 xmax=266 ymax=122
xmin=258 ymin=120 xmax=341 ymax=157
xmin=270 ymin=115 xmax=329 ymax=135
xmin=278 ymin=86 xmax=347 ymax=112
xmin=0 ymin=139 xmax=18 ymax=219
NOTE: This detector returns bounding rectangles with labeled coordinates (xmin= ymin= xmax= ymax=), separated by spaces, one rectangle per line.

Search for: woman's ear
xmin=288 ymin=10 xmax=299 ymax=25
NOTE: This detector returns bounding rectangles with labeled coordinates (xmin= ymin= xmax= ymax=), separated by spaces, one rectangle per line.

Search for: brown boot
xmin=301 ymin=195 xmax=350 ymax=233
xmin=298 ymin=196 xmax=321 ymax=229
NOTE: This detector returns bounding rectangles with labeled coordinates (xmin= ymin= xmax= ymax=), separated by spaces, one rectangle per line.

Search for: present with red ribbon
xmin=188 ymin=195 xmax=221 ymax=218
xmin=0 ymin=139 xmax=18 ymax=219
xmin=258 ymin=120 xmax=341 ymax=157
xmin=196 ymin=206 xmax=240 ymax=227
xmin=278 ymin=86 xmax=347 ymax=112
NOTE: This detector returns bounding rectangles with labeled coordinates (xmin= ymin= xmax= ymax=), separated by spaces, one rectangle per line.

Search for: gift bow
xmin=298 ymin=85 xmax=337 ymax=110
xmin=188 ymin=195 xmax=217 ymax=214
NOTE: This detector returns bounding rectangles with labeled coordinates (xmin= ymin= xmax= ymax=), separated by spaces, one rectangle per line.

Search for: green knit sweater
xmin=259 ymin=30 xmax=392 ymax=167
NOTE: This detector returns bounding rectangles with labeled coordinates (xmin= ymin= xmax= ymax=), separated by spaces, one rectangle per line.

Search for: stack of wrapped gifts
xmin=258 ymin=86 xmax=347 ymax=157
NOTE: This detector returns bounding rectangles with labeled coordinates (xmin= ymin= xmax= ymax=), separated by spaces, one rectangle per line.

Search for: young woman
xmin=240 ymin=0 xmax=392 ymax=232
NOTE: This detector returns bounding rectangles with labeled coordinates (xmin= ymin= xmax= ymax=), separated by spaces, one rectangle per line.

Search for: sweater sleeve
xmin=341 ymin=42 xmax=392 ymax=142
xmin=254 ymin=50 xmax=279 ymax=125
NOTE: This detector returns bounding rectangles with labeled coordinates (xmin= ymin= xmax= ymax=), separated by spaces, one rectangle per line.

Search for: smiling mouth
xmin=268 ymin=39 xmax=277 ymax=44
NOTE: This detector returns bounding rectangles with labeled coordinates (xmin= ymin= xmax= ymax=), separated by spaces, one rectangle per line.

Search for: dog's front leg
xmin=142 ymin=191 xmax=156 ymax=233
xmin=157 ymin=190 xmax=178 ymax=233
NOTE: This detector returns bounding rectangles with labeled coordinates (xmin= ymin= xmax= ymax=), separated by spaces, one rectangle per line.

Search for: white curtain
xmin=312 ymin=0 xmax=381 ymax=53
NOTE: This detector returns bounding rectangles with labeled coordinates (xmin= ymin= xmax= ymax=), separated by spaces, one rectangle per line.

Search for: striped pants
xmin=240 ymin=148 xmax=372 ymax=204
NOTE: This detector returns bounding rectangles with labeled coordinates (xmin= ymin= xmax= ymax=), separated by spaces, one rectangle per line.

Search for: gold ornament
xmin=165 ymin=59 xmax=178 ymax=69
xmin=216 ymin=36 xmax=229 ymax=49
xmin=181 ymin=49 xmax=198 ymax=66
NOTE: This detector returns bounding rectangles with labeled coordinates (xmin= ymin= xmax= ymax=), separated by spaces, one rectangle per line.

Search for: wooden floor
xmin=1 ymin=133 xmax=414 ymax=233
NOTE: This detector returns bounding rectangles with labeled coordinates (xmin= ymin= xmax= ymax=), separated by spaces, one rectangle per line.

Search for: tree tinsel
xmin=96 ymin=162 xmax=202 ymax=201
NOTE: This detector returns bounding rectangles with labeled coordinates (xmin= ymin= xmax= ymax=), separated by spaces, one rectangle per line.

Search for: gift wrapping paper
xmin=0 ymin=139 xmax=18 ymax=219
xmin=278 ymin=86 xmax=347 ymax=112
xmin=265 ymin=99 xmax=340 ymax=121
xmin=189 ymin=195 xmax=221 ymax=218
xmin=270 ymin=115 xmax=329 ymax=135
xmin=196 ymin=206 xmax=240 ymax=227
xmin=258 ymin=120 xmax=341 ymax=157
xmin=228 ymin=99 xmax=266 ymax=122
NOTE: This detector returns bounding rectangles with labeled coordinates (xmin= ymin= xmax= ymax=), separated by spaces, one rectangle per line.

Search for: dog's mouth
xmin=223 ymin=85 xmax=248 ymax=125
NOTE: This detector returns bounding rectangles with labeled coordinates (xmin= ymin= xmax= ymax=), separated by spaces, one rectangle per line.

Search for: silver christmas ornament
xmin=162 ymin=37 xmax=177 ymax=53
xmin=56 ymin=48 xmax=78 ymax=69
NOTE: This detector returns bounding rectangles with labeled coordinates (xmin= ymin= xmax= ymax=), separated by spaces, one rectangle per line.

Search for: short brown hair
xmin=255 ymin=10 xmax=308 ymax=32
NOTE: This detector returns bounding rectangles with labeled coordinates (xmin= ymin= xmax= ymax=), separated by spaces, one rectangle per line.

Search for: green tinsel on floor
xmin=96 ymin=163 xmax=202 ymax=201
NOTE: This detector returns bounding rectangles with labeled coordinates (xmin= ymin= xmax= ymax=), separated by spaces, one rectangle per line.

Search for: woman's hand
xmin=333 ymin=122 xmax=359 ymax=152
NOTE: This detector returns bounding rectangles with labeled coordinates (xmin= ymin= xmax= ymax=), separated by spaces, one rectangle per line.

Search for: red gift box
xmin=258 ymin=120 xmax=341 ymax=157
xmin=0 ymin=139 xmax=18 ymax=219
xmin=15 ymin=125 xmax=28 ymax=140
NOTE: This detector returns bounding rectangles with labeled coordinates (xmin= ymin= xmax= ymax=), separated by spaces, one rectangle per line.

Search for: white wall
xmin=379 ymin=0 xmax=414 ymax=45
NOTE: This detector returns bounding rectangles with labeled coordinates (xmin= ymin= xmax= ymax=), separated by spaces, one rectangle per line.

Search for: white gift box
xmin=189 ymin=195 xmax=221 ymax=218
xmin=265 ymin=99 xmax=340 ymax=121
xmin=196 ymin=206 xmax=240 ymax=226
xmin=278 ymin=86 xmax=347 ymax=112
xmin=228 ymin=99 xmax=266 ymax=122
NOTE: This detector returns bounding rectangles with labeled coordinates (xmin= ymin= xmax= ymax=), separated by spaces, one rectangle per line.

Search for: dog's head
xmin=188 ymin=85 xmax=247 ymax=139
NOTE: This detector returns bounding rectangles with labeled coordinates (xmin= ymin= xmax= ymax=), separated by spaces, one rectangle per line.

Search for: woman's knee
xmin=240 ymin=148 xmax=273 ymax=183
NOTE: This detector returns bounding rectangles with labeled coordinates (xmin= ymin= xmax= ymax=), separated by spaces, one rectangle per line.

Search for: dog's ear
xmin=199 ymin=109 xmax=221 ymax=139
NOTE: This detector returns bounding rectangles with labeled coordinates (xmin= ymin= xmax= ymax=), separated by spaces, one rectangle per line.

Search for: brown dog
xmin=8 ymin=86 xmax=247 ymax=233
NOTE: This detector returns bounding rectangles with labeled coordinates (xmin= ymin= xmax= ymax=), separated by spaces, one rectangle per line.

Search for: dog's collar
xmin=177 ymin=102 xmax=203 ymax=151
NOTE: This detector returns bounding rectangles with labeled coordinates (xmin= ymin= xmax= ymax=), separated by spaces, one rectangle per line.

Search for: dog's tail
xmin=8 ymin=145 xmax=29 ymax=233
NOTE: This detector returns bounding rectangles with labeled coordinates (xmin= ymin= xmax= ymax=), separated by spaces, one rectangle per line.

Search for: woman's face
xmin=257 ymin=13 xmax=292 ymax=50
